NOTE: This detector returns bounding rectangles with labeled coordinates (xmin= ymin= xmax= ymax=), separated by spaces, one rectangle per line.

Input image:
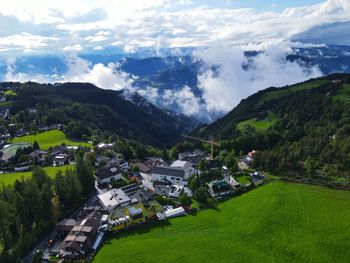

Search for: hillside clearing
xmin=4 ymin=90 xmax=17 ymax=96
xmin=257 ymin=79 xmax=329 ymax=107
xmin=0 ymin=143 xmax=31 ymax=160
xmin=11 ymin=130 xmax=91 ymax=150
xmin=94 ymin=181 xmax=350 ymax=263
xmin=0 ymin=165 xmax=74 ymax=186
xmin=333 ymin=84 xmax=350 ymax=102
xmin=237 ymin=113 xmax=277 ymax=131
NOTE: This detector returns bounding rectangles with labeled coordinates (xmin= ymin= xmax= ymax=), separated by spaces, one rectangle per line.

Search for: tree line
xmin=0 ymin=155 xmax=95 ymax=263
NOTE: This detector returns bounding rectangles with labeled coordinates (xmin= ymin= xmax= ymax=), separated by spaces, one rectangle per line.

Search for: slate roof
xmin=96 ymin=167 xmax=121 ymax=180
xmin=152 ymin=166 xmax=185 ymax=178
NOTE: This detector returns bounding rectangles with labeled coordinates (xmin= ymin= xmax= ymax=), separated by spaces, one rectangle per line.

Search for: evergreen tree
xmin=33 ymin=140 xmax=40 ymax=150
xmin=0 ymin=200 xmax=15 ymax=249
xmin=76 ymin=156 xmax=95 ymax=197
xmin=179 ymin=191 xmax=192 ymax=206
xmin=32 ymin=166 xmax=50 ymax=189
xmin=194 ymin=187 xmax=209 ymax=205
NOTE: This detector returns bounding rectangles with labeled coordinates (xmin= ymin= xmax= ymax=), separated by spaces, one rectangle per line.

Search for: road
xmin=22 ymin=193 xmax=98 ymax=263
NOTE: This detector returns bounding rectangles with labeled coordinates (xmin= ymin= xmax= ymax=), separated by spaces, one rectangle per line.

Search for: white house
xmin=53 ymin=154 xmax=69 ymax=166
xmin=107 ymin=158 xmax=129 ymax=171
xmin=171 ymin=160 xmax=196 ymax=180
xmin=151 ymin=166 xmax=187 ymax=186
xmin=168 ymin=184 xmax=193 ymax=198
xmin=97 ymin=189 xmax=131 ymax=211
xmin=95 ymin=167 xmax=123 ymax=186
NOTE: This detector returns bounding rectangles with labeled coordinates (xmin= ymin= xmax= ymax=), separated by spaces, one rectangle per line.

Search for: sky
xmin=1 ymin=0 xmax=350 ymax=120
xmin=0 ymin=0 xmax=349 ymax=56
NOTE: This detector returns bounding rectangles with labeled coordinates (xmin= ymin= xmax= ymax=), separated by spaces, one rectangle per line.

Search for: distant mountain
xmin=1 ymin=44 xmax=350 ymax=124
xmin=2 ymin=82 xmax=193 ymax=146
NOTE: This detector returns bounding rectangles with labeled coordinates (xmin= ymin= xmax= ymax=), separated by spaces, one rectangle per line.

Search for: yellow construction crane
xmin=182 ymin=135 xmax=219 ymax=160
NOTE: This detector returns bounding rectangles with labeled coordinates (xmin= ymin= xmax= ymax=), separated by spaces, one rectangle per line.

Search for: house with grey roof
xmin=151 ymin=166 xmax=187 ymax=186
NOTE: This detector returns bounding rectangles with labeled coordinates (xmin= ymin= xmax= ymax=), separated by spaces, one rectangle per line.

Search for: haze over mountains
xmin=1 ymin=44 xmax=350 ymax=123
xmin=0 ymin=0 xmax=350 ymax=124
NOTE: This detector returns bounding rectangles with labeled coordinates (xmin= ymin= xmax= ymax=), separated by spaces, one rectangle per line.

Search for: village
xmin=0 ymin=110 xmax=267 ymax=262
xmin=30 ymin=142 xmax=265 ymax=261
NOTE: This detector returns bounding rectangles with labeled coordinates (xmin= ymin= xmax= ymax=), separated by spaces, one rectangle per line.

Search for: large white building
xmin=151 ymin=166 xmax=187 ymax=186
xmin=170 ymin=160 xmax=196 ymax=179
xmin=97 ymin=189 xmax=131 ymax=211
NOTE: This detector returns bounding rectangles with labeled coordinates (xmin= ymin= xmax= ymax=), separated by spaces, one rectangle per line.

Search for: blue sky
xmin=0 ymin=0 xmax=348 ymax=56
xmin=188 ymin=0 xmax=326 ymax=12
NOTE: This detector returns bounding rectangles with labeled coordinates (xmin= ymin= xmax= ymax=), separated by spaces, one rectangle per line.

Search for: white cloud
xmin=63 ymin=44 xmax=83 ymax=52
xmin=0 ymin=33 xmax=56 ymax=53
xmin=0 ymin=0 xmax=349 ymax=55
xmin=172 ymin=28 xmax=186 ymax=36
xmin=196 ymin=44 xmax=322 ymax=114
xmin=62 ymin=54 xmax=133 ymax=90
xmin=4 ymin=54 xmax=134 ymax=91
xmin=163 ymin=86 xmax=202 ymax=116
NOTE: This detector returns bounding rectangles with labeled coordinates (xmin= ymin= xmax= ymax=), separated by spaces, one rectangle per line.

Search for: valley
xmin=1 ymin=1 xmax=350 ymax=263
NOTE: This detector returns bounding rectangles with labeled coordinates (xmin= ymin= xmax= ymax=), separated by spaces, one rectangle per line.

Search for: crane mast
xmin=182 ymin=135 xmax=219 ymax=160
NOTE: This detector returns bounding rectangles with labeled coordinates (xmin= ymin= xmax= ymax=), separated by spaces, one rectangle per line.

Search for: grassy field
xmin=235 ymin=173 xmax=252 ymax=185
xmin=11 ymin=130 xmax=91 ymax=150
xmin=0 ymin=165 xmax=74 ymax=186
xmin=4 ymin=90 xmax=17 ymax=96
xmin=257 ymin=79 xmax=329 ymax=107
xmin=1 ymin=143 xmax=31 ymax=160
xmin=0 ymin=101 xmax=14 ymax=107
xmin=333 ymin=84 xmax=350 ymax=102
xmin=94 ymin=181 xmax=350 ymax=263
xmin=237 ymin=113 xmax=277 ymax=131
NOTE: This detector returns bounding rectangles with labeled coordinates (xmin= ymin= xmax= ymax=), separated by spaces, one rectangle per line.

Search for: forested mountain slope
xmin=1 ymin=82 xmax=192 ymax=146
xmin=195 ymin=74 xmax=350 ymax=187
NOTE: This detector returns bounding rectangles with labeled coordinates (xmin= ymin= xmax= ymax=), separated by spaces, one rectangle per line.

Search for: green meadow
xmin=0 ymin=165 xmax=74 ymax=186
xmin=11 ymin=130 xmax=91 ymax=150
xmin=257 ymin=79 xmax=329 ymax=107
xmin=237 ymin=113 xmax=278 ymax=131
xmin=94 ymin=181 xmax=350 ymax=263
xmin=1 ymin=143 xmax=31 ymax=160
xmin=333 ymin=84 xmax=350 ymax=102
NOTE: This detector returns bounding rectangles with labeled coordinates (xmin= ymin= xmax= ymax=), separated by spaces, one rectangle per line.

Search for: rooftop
xmin=97 ymin=188 xmax=131 ymax=209
xmin=152 ymin=166 xmax=185 ymax=178
xmin=171 ymin=160 xmax=193 ymax=170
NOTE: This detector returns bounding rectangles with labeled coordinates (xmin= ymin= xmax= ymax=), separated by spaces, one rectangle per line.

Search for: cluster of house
xmin=55 ymin=210 xmax=108 ymax=259
xmin=45 ymin=147 xmax=266 ymax=260
xmin=0 ymin=143 xmax=86 ymax=171
xmin=54 ymin=182 xmax=160 ymax=259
